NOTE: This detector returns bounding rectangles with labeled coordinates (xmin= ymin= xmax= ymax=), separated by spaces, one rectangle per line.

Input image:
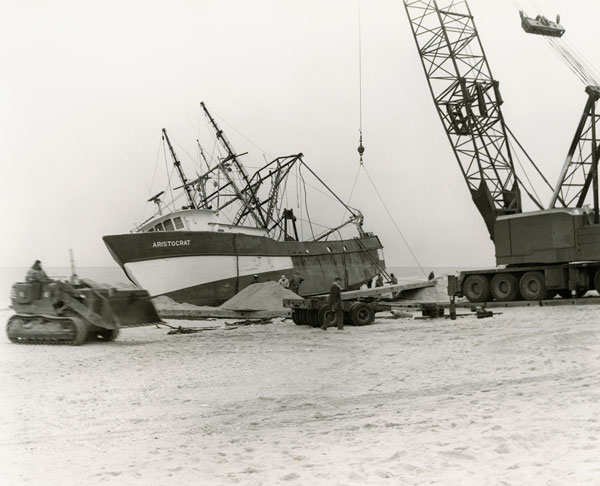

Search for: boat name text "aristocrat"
xmin=152 ymin=239 xmax=192 ymax=248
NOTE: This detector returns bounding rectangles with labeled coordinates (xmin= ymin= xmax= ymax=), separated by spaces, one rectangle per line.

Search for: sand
xmin=219 ymin=282 xmax=301 ymax=311
xmin=397 ymin=277 xmax=449 ymax=302
xmin=1 ymin=305 xmax=599 ymax=485
xmin=153 ymin=282 xmax=300 ymax=314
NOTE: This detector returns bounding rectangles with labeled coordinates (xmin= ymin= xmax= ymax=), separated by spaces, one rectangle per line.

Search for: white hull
xmin=124 ymin=254 xmax=294 ymax=297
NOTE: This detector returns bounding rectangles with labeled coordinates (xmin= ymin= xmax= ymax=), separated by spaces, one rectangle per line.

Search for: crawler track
xmin=7 ymin=314 xmax=90 ymax=345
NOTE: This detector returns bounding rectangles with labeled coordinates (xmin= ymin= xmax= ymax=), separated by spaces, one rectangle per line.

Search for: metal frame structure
xmin=157 ymin=103 xmax=366 ymax=242
xmin=404 ymin=0 xmax=521 ymax=239
xmin=550 ymin=85 xmax=600 ymax=223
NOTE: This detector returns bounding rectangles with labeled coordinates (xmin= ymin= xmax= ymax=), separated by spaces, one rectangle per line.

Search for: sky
xmin=1 ymin=0 xmax=599 ymax=269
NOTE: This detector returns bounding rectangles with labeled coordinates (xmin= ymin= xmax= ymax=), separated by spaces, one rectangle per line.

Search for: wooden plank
xmin=326 ymin=280 xmax=435 ymax=301
xmin=388 ymin=296 xmax=600 ymax=311
xmin=158 ymin=308 xmax=290 ymax=320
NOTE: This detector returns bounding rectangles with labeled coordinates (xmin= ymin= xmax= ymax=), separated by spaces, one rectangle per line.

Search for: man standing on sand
xmin=322 ymin=277 xmax=343 ymax=330
xmin=278 ymin=274 xmax=289 ymax=288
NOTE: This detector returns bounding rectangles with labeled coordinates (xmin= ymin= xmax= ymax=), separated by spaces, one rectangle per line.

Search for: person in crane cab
xmin=26 ymin=260 xmax=48 ymax=283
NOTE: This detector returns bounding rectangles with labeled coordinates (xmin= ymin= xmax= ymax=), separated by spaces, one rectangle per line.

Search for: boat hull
xmin=103 ymin=231 xmax=385 ymax=306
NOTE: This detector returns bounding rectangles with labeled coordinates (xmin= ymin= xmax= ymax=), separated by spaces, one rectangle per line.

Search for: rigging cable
xmin=139 ymin=140 xmax=164 ymax=224
xmin=340 ymin=164 xmax=363 ymax=225
xmin=209 ymin=106 xmax=273 ymax=160
xmin=361 ymin=164 xmax=427 ymax=277
xmin=299 ymin=166 xmax=315 ymax=239
xmin=340 ymin=0 xmax=366 ymax=224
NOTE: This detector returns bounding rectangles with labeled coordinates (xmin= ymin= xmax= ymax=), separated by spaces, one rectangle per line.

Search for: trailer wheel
xmin=308 ymin=310 xmax=321 ymax=327
xmin=299 ymin=309 xmax=313 ymax=326
xmin=349 ymin=302 xmax=374 ymax=326
xmin=519 ymin=272 xmax=549 ymax=301
xmin=462 ymin=275 xmax=491 ymax=303
xmin=490 ymin=273 xmax=519 ymax=302
xmin=317 ymin=305 xmax=329 ymax=327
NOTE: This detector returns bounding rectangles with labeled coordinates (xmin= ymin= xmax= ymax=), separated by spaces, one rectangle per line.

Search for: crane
xmin=404 ymin=0 xmax=600 ymax=302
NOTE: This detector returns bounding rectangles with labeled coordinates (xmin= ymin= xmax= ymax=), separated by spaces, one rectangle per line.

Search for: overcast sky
xmin=2 ymin=0 xmax=599 ymax=269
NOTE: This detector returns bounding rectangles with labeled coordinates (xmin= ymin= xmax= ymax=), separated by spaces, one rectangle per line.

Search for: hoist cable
xmin=357 ymin=0 xmax=365 ymax=164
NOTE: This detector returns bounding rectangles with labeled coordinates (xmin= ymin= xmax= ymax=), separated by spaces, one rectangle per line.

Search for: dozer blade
xmin=104 ymin=289 xmax=163 ymax=328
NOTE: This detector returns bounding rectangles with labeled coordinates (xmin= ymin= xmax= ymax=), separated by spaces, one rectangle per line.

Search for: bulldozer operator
xmin=26 ymin=260 xmax=49 ymax=299
xmin=26 ymin=260 xmax=49 ymax=283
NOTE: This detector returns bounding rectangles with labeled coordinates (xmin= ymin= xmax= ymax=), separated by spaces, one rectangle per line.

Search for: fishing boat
xmin=103 ymin=103 xmax=386 ymax=306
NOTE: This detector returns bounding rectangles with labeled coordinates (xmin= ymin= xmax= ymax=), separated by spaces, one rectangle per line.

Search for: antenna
xmin=148 ymin=191 xmax=165 ymax=215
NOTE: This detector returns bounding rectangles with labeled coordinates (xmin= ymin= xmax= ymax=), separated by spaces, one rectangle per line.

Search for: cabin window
xmin=148 ymin=228 xmax=154 ymax=232
xmin=154 ymin=223 xmax=164 ymax=232
xmin=163 ymin=219 xmax=174 ymax=231
xmin=173 ymin=217 xmax=184 ymax=229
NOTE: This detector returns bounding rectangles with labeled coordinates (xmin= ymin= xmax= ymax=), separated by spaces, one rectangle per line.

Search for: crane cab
xmin=519 ymin=10 xmax=565 ymax=38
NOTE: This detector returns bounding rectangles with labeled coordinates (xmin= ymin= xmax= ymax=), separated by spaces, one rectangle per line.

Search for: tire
xmin=349 ymin=302 xmax=374 ymax=326
xmin=308 ymin=310 xmax=320 ymax=327
xmin=317 ymin=305 xmax=330 ymax=327
xmin=298 ymin=309 xmax=310 ymax=326
xmin=96 ymin=328 xmax=120 ymax=342
xmin=291 ymin=310 xmax=300 ymax=325
xmin=519 ymin=271 xmax=549 ymax=301
xmin=594 ymin=267 xmax=600 ymax=294
xmin=594 ymin=268 xmax=600 ymax=294
xmin=462 ymin=275 xmax=491 ymax=303
xmin=490 ymin=273 xmax=519 ymax=302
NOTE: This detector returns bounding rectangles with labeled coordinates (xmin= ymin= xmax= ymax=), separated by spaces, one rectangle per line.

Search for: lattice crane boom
xmin=404 ymin=0 xmax=521 ymax=239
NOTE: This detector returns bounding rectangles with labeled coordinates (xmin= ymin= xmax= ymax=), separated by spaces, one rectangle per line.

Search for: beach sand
xmin=1 ymin=305 xmax=599 ymax=485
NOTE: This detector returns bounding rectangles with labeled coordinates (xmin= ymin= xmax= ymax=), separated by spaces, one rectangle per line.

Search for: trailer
xmin=283 ymin=280 xmax=435 ymax=327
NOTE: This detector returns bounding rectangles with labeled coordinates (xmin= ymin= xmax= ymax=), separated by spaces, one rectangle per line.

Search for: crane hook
xmin=357 ymin=131 xmax=365 ymax=164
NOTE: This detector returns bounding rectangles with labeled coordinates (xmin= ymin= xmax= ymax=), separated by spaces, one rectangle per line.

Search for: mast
xmin=162 ymin=129 xmax=197 ymax=209
xmin=200 ymin=102 xmax=268 ymax=228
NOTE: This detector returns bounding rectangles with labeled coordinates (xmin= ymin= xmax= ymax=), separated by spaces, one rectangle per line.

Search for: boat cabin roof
xmin=138 ymin=208 xmax=268 ymax=236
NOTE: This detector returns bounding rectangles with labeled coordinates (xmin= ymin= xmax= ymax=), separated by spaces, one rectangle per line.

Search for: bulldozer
xmin=7 ymin=277 xmax=163 ymax=345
